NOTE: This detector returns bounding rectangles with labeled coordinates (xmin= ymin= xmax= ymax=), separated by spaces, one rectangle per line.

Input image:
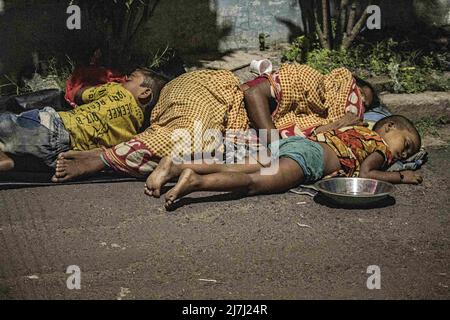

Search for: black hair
xmin=134 ymin=68 xmax=170 ymax=132
xmin=373 ymin=115 xmax=421 ymax=150
xmin=152 ymin=50 xmax=186 ymax=81
xmin=354 ymin=75 xmax=380 ymax=111
xmin=136 ymin=68 xmax=169 ymax=89
xmin=135 ymin=51 xmax=186 ymax=131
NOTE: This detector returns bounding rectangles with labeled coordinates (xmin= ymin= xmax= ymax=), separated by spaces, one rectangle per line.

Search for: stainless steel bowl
xmin=314 ymin=177 xmax=394 ymax=206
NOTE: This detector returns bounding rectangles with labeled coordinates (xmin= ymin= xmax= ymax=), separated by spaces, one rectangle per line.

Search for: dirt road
xmin=0 ymin=147 xmax=448 ymax=299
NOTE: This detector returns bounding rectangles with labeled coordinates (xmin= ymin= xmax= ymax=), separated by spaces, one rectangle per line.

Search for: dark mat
xmin=0 ymin=170 xmax=142 ymax=190
xmin=0 ymin=89 xmax=71 ymax=114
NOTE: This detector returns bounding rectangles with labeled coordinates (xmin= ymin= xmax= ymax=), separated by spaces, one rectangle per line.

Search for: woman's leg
xmin=163 ymin=157 xmax=304 ymax=208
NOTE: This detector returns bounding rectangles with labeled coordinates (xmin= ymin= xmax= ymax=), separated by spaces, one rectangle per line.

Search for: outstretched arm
xmin=315 ymin=112 xmax=367 ymax=133
xmin=243 ymin=80 xmax=278 ymax=143
xmin=359 ymin=152 xmax=423 ymax=184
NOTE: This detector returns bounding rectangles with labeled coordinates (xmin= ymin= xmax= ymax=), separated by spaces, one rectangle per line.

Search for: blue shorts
xmin=0 ymin=107 xmax=71 ymax=168
xmin=269 ymin=136 xmax=324 ymax=184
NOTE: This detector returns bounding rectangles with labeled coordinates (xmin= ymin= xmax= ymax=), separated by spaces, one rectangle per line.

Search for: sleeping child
xmin=0 ymin=69 xmax=164 ymax=172
xmin=145 ymin=115 xmax=423 ymax=209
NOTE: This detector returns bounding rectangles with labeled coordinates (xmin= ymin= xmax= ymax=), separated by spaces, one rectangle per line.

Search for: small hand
xmin=338 ymin=113 xmax=367 ymax=128
xmin=315 ymin=113 xmax=367 ymax=133
xmin=401 ymin=170 xmax=423 ymax=184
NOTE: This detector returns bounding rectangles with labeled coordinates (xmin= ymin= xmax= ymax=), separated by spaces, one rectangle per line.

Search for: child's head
xmin=373 ymin=115 xmax=421 ymax=161
xmin=122 ymin=68 xmax=168 ymax=106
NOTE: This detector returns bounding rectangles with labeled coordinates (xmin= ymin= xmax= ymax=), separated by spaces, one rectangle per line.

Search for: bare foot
xmin=51 ymin=149 xmax=105 ymax=182
xmin=164 ymin=169 xmax=199 ymax=209
xmin=0 ymin=151 xmax=14 ymax=172
xmin=144 ymin=157 xmax=181 ymax=198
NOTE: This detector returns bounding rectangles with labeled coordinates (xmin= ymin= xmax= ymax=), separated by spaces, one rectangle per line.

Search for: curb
xmin=380 ymin=91 xmax=450 ymax=122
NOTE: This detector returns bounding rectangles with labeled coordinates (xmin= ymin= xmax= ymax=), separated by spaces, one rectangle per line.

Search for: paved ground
xmin=0 ymin=146 xmax=448 ymax=300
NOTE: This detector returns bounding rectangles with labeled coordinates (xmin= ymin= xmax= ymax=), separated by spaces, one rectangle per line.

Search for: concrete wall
xmin=134 ymin=0 xmax=302 ymax=54
xmin=214 ymin=0 xmax=302 ymax=50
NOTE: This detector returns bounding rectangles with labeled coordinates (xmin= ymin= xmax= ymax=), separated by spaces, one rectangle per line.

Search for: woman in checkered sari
xmin=52 ymin=64 xmax=376 ymax=181
xmin=242 ymin=63 xmax=373 ymax=141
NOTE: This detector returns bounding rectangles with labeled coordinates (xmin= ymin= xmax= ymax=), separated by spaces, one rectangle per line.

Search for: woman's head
xmin=354 ymin=76 xmax=380 ymax=111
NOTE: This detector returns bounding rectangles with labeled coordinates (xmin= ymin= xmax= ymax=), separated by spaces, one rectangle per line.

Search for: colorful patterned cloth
xmin=101 ymin=139 xmax=159 ymax=177
xmin=263 ymin=63 xmax=365 ymax=138
xmin=311 ymin=126 xmax=394 ymax=177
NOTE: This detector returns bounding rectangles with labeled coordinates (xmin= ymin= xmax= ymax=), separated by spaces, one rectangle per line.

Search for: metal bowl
xmin=314 ymin=177 xmax=394 ymax=206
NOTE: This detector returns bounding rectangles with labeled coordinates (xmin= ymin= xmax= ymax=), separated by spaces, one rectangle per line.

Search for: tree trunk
xmin=335 ymin=0 xmax=350 ymax=49
xmin=321 ymin=0 xmax=331 ymax=49
xmin=314 ymin=9 xmax=329 ymax=50
xmin=341 ymin=4 xmax=370 ymax=50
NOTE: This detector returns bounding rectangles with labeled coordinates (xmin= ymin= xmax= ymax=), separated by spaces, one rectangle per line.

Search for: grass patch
xmin=415 ymin=116 xmax=448 ymax=137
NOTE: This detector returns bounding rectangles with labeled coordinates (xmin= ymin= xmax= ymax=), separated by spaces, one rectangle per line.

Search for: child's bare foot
xmin=164 ymin=169 xmax=199 ymax=209
xmin=0 ymin=151 xmax=14 ymax=172
xmin=51 ymin=149 xmax=105 ymax=182
xmin=145 ymin=157 xmax=181 ymax=198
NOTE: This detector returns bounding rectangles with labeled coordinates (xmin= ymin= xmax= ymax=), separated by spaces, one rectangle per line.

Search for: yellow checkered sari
xmin=135 ymin=69 xmax=249 ymax=158
xmin=271 ymin=63 xmax=356 ymax=132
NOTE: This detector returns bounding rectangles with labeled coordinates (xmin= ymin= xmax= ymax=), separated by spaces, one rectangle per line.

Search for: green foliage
xmin=281 ymin=36 xmax=309 ymax=63
xmin=1 ymin=55 xmax=75 ymax=95
xmin=0 ymin=75 xmax=24 ymax=96
xmin=145 ymin=45 xmax=171 ymax=69
xmin=43 ymin=56 xmax=75 ymax=90
xmin=415 ymin=116 xmax=448 ymax=137
xmin=281 ymin=37 xmax=450 ymax=94
xmin=306 ymin=48 xmax=359 ymax=74
xmin=0 ymin=47 xmax=173 ymax=96
xmin=367 ymin=38 xmax=400 ymax=75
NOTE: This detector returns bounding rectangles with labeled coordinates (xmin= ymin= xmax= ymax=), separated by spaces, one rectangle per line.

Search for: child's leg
xmin=145 ymin=156 xmax=263 ymax=197
xmin=0 ymin=150 xmax=14 ymax=171
xmin=164 ymin=157 xmax=304 ymax=208
xmin=0 ymin=108 xmax=69 ymax=172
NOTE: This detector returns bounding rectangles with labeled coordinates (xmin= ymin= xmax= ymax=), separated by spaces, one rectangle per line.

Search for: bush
xmin=281 ymin=37 xmax=450 ymax=93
